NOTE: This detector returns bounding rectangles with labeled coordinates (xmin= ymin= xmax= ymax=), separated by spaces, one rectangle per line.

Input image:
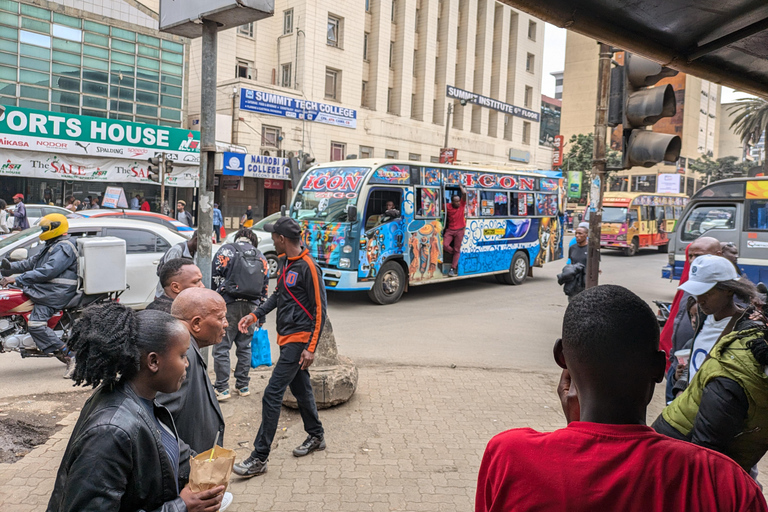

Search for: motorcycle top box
xmin=77 ymin=237 xmax=127 ymax=295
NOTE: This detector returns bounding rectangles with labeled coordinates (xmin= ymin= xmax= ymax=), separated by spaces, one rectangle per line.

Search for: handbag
xmin=250 ymin=327 xmax=272 ymax=368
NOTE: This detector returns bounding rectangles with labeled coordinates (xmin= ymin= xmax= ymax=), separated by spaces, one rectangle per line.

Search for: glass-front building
xmin=0 ymin=0 xmax=184 ymax=127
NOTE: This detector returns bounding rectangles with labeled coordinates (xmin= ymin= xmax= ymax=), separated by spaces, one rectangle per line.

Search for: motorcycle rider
xmin=0 ymin=213 xmax=78 ymax=377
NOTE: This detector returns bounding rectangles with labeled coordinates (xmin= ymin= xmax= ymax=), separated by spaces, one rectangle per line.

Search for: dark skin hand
xmin=238 ymin=313 xmax=315 ymax=370
xmin=180 ymin=484 xmax=225 ymax=512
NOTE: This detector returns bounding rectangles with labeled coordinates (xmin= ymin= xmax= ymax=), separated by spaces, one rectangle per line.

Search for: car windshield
xmin=0 ymin=227 xmax=42 ymax=249
xmin=290 ymin=191 xmax=356 ymax=223
xmin=602 ymin=207 xmax=628 ymax=224
xmin=254 ymin=212 xmax=281 ymax=231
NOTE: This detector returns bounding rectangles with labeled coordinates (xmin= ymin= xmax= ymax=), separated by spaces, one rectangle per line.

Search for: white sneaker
xmin=220 ymin=491 xmax=233 ymax=511
xmin=63 ymin=356 xmax=76 ymax=379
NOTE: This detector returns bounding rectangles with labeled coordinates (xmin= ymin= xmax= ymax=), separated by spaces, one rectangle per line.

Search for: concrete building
xmin=0 ymin=0 xmax=196 ymax=210
xmin=186 ymin=0 xmax=550 ymax=221
xmin=550 ymin=70 xmax=562 ymax=100
xmin=560 ymin=31 xmax=720 ymax=196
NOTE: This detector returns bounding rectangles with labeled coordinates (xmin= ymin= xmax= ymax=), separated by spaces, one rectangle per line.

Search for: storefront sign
xmin=552 ymin=135 xmax=564 ymax=168
xmin=222 ymin=152 xmax=290 ymax=180
xmin=0 ymin=149 xmax=198 ymax=187
xmin=440 ymin=148 xmax=457 ymax=164
xmin=221 ymin=177 xmax=242 ymax=190
xmin=240 ymin=88 xmax=357 ymax=129
xmin=446 ymin=85 xmax=540 ymax=122
xmin=102 ymin=187 xmax=129 ymax=209
xmin=0 ymin=105 xmax=200 ymax=164
xmin=508 ymin=148 xmax=531 ymax=163
xmin=264 ymin=179 xmax=284 ymax=189
xmin=656 ymin=173 xmax=681 ymax=194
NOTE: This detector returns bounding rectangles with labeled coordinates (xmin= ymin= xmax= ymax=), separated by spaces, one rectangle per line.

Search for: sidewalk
xmin=0 ymin=364 xmax=751 ymax=511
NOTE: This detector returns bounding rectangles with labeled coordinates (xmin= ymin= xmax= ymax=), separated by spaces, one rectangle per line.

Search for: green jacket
xmin=662 ymin=327 xmax=768 ymax=471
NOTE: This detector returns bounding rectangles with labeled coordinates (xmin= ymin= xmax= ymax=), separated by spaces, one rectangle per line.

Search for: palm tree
xmin=728 ymin=97 xmax=768 ymax=171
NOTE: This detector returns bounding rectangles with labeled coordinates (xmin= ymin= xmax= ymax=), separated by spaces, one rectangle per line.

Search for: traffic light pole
xmin=586 ymin=43 xmax=612 ymax=289
xmin=159 ymin=152 xmax=166 ymax=216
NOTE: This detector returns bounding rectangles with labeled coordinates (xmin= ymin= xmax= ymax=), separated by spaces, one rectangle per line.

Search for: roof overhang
xmin=500 ymin=0 xmax=768 ymax=99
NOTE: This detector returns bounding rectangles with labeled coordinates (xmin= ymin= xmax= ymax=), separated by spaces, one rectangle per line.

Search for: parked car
xmin=7 ymin=204 xmax=81 ymax=227
xmin=79 ymin=209 xmax=194 ymax=237
xmin=224 ymin=211 xmax=280 ymax=278
xmin=0 ymin=218 xmax=189 ymax=309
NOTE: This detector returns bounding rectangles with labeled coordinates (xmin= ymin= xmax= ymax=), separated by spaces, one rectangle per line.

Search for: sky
xmin=540 ymin=24 xmax=755 ymax=103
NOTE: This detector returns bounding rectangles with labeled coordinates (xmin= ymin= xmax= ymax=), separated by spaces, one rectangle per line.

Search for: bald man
xmin=156 ymin=288 xmax=228 ymax=454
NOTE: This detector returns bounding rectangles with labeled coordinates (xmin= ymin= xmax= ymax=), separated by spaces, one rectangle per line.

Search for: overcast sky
xmin=540 ymin=24 xmax=754 ymax=103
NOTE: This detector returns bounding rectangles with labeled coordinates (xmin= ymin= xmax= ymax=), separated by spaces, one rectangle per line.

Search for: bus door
xmin=358 ymin=187 xmax=406 ymax=281
xmin=408 ymin=186 xmax=444 ymax=282
xmin=742 ymin=195 xmax=768 ymax=283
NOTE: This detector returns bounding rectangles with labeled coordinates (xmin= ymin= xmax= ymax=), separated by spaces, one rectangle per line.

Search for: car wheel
xmin=266 ymin=253 xmax=280 ymax=279
xmin=498 ymin=251 xmax=529 ymax=285
xmin=367 ymin=261 xmax=406 ymax=305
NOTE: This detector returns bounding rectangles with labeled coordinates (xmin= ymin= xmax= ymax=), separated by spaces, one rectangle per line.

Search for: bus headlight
xmin=339 ymin=258 xmax=351 ymax=268
xmin=342 ymin=245 xmax=353 ymax=253
xmin=616 ymin=234 xmax=626 ymax=241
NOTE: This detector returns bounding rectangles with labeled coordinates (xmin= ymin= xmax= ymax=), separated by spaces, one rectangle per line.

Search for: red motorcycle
xmin=0 ymin=286 xmax=118 ymax=358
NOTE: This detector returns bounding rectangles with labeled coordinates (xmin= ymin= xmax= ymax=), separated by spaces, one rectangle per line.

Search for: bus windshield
xmin=291 ymin=191 xmax=356 ymax=223
xmin=602 ymin=207 xmax=628 ymax=224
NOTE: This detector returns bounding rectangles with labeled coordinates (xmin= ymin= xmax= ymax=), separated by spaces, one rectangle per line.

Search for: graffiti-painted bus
xmin=598 ymin=192 xmax=689 ymax=256
xmin=290 ymin=159 xmax=565 ymax=304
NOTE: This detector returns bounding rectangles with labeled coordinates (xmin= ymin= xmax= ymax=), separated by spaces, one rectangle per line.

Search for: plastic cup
xmin=674 ymin=349 xmax=691 ymax=366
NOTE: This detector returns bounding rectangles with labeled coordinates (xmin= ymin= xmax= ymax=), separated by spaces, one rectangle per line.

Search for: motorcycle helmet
xmin=39 ymin=213 xmax=69 ymax=241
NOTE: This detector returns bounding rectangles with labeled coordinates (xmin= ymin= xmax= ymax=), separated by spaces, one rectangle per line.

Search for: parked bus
xmin=664 ymin=177 xmax=768 ymax=283
xmin=290 ymin=159 xmax=565 ymax=304
xmin=597 ymin=192 xmax=689 ymax=256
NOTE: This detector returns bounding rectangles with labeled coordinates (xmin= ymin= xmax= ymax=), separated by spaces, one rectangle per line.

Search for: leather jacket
xmin=47 ymin=382 xmax=190 ymax=512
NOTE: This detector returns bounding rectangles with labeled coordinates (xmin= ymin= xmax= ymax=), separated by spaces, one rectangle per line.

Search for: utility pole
xmin=159 ymin=152 xmax=166 ymax=216
xmin=586 ymin=42 xmax=612 ymax=289
xmin=444 ymin=103 xmax=453 ymax=149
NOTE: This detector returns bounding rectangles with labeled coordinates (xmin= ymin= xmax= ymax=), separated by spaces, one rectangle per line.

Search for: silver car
xmin=224 ymin=212 xmax=281 ymax=278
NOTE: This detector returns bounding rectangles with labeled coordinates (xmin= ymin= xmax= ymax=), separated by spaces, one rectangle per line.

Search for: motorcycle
xmin=0 ymin=285 xmax=120 ymax=358
xmin=653 ymin=300 xmax=672 ymax=327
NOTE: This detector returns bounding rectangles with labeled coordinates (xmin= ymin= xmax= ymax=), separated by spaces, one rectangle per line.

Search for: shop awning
xmin=501 ymin=0 xmax=768 ymax=98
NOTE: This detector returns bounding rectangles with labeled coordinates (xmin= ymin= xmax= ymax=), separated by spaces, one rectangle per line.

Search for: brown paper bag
xmin=189 ymin=447 xmax=236 ymax=493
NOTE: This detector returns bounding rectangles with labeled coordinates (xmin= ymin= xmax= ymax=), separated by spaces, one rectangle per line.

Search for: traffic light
xmin=164 ymin=158 xmax=173 ymax=177
xmin=301 ymin=153 xmax=315 ymax=171
xmin=608 ymin=53 xmax=681 ymax=169
xmin=147 ymin=156 xmax=161 ymax=182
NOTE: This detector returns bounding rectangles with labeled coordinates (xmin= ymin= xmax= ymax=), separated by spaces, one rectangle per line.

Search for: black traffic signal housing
xmin=607 ymin=53 xmax=682 ymax=169
xmin=147 ymin=156 xmax=161 ymax=182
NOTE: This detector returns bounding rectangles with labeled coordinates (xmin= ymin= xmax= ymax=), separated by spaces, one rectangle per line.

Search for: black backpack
xmin=223 ymin=242 xmax=266 ymax=300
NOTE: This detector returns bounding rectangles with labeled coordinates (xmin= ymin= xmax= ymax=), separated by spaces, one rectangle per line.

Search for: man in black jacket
xmin=146 ymin=258 xmax=204 ymax=314
xmin=156 ymin=287 xmax=228 ymax=454
xmin=233 ymin=216 xmax=327 ymax=478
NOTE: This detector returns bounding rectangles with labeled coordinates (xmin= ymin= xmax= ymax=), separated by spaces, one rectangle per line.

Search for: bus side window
xmin=364 ymin=189 xmax=403 ymax=231
xmin=628 ymin=209 xmax=638 ymax=226
xmin=416 ymin=187 xmax=441 ymax=219
xmin=747 ymin=199 xmax=768 ymax=230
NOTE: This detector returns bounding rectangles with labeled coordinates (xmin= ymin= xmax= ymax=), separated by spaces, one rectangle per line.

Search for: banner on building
xmin=222 ymin=152 xmax=291 ymax=180
xmin=552 ymin=135 xmax=565 ymax=168
xmin=440 ymin=148 xmax=457 ymax=164
xmin=0 ymin=105 xmax=200 ymax=164
xmin=0 ymin=150 xmax=198 ymax=187
xmin=656 ymin=173 xmax=681 ymax=194
xmin=446 ymin=86 xmax=540 ymax=122
xmin=567 ymin=171 xmax=583 ymax=199
xmin=239 ymin=88 xmax=357 ymax=129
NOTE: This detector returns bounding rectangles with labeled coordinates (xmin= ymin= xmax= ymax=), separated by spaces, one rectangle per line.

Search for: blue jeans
xmin=251 ymin=342 xmax=323 ymax=460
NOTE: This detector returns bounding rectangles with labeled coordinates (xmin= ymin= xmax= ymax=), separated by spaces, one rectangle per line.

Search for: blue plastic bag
xmin=250 ymin=327 xmax=272 ymax=368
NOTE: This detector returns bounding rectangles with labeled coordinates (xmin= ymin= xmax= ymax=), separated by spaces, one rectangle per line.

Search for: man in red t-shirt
xmin=443 ymin=185 xmax=467 ymax=277
xmin=476 ymin=285 xmax=766 ymax=512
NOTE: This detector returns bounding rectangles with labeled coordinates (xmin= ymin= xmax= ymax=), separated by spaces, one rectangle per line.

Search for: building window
xmin=389 ymin=41 xmax=394 ymax=68
xmin=415 ymin=8 xmax=420 ymax=32
xmin=385 ymin=149 xmax=399 ymax=159
xmin=262 ymin=125 xmax=281 ymax=148
xmin=361 ymin=80 xmax=368 ymax=107
xmin=281 ymin=63 xmax=292 ymax=88
xmin=238 ymin=23 xmax=254 ymax=37
xmin=430 ymin=156 xmax=440 ymax=163
xmin=327 ymin=15 xmax=342 ymax=48
xmin=526 ymin=53 xmax=535 ymax=73
xmin=411 ymin=93 xmax=417 ymax=118
xmin=391 ymin=0 xmax=397 ymax=22
xmin=409 ymin=153 xmax=421 ymax=161
xmin=522 ymin=121 xmax=531 ymax=144
xmin=524 ymin=86 xmax=533 ymax=108
xmin=387 ymin=87 xmax=393 ymax=114
xmin=360 ymin=145 xmax=373 ymax=158
xmin=413 ymin=50 xmax=418 ymax=75
xmin=528 ymin=20 xmax=536 ymax=41
xmin=237 ymin=60 xmax=252 ymax=79
xmin=363 ymin=32 xmax=370 ymax=61
xmin=283 ymin=9 xmax=294 ymax=35
xmin=365 ymin=0 xmax=371 ymax=13
xmin=331 ymin=142 xmax=346 ymax=161
xmin=325 ymin=68 xmax=340 ymax=100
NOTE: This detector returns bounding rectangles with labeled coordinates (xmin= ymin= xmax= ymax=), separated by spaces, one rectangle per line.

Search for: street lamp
xmin=443 ymin=98 xmax=467 ymax=149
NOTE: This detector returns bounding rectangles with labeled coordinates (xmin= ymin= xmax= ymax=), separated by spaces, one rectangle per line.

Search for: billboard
xmin=240 ymin=88 xmax=357 ymax=129
xmin=567 ymin=171 xmax=583 ymax=199
xmin=656 ymin=173 xmax=681 ymax=194
xmin=222 ymin=152 xmax=290 ymax=180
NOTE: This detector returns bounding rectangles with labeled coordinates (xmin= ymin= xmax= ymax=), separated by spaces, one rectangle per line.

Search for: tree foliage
xmin=728 ymin=98 xmax=768 ymax=171
xmin=561 ymin=133 xmax=622 ymax=202
xmin=688 ymin=155 xmax=753 ymax=183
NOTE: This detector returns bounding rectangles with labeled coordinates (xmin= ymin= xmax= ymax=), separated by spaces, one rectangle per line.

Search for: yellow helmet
xmin=39 ymin=213 xmax=69 ymax=241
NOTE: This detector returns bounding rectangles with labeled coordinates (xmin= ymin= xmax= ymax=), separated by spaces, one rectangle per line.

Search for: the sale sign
xmin=552 ymin=135 xmax=565 ymax=169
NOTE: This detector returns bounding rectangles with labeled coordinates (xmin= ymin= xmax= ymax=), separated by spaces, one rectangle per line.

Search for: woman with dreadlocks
xmin=653 ymin=254 xmax=768 ymax=475
xmin=47 ymin=303 xmax=225 ymax=512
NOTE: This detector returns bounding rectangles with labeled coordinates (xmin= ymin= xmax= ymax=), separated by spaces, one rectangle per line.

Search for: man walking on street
xmin=443 ymin=185 xmax=467 ymax=277
xmin=8 ymin=193 xmax=28 ymax=231
xmin=212 ymin=228 xmax=269 ymax=400
xmin=145 ymin=257 xmax=204 ymax=313
xmin=233 ymin=216 xmax=327 ymax=478
xmin=155 ymin=231 xmax=198 ymax=297
xmin=177 ymin=200 xmax=193 ymax=227
xmin=213 ymin=203 xmax=223 ymax=243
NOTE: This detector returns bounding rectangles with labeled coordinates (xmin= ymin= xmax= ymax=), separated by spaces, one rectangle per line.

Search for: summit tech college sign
xmin=0 ymin=106 xmax=201 ymax=164
xmin=240 ymin=88 xmax=357 ymax=129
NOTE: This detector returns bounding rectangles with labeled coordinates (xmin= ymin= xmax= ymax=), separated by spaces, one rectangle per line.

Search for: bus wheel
xmin=368 ymin=261 xmax=405 ymax=305
xmin=624 ymin=238 xmax=639 ymax=257
xmin=499 ymin=252 xmax=529 ymax=285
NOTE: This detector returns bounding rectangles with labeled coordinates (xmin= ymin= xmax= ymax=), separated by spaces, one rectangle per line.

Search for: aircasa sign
xmin=0 ymin=105 xmax=200 ymax=164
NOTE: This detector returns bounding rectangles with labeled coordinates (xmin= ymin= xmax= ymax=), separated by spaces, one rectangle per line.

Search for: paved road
xmin=0 ymin=242 xmax=677 ymax=398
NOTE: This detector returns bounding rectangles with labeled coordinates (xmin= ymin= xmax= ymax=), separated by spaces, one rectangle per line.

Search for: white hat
xmin=678 ymin=254 xmax=740 ymax=296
